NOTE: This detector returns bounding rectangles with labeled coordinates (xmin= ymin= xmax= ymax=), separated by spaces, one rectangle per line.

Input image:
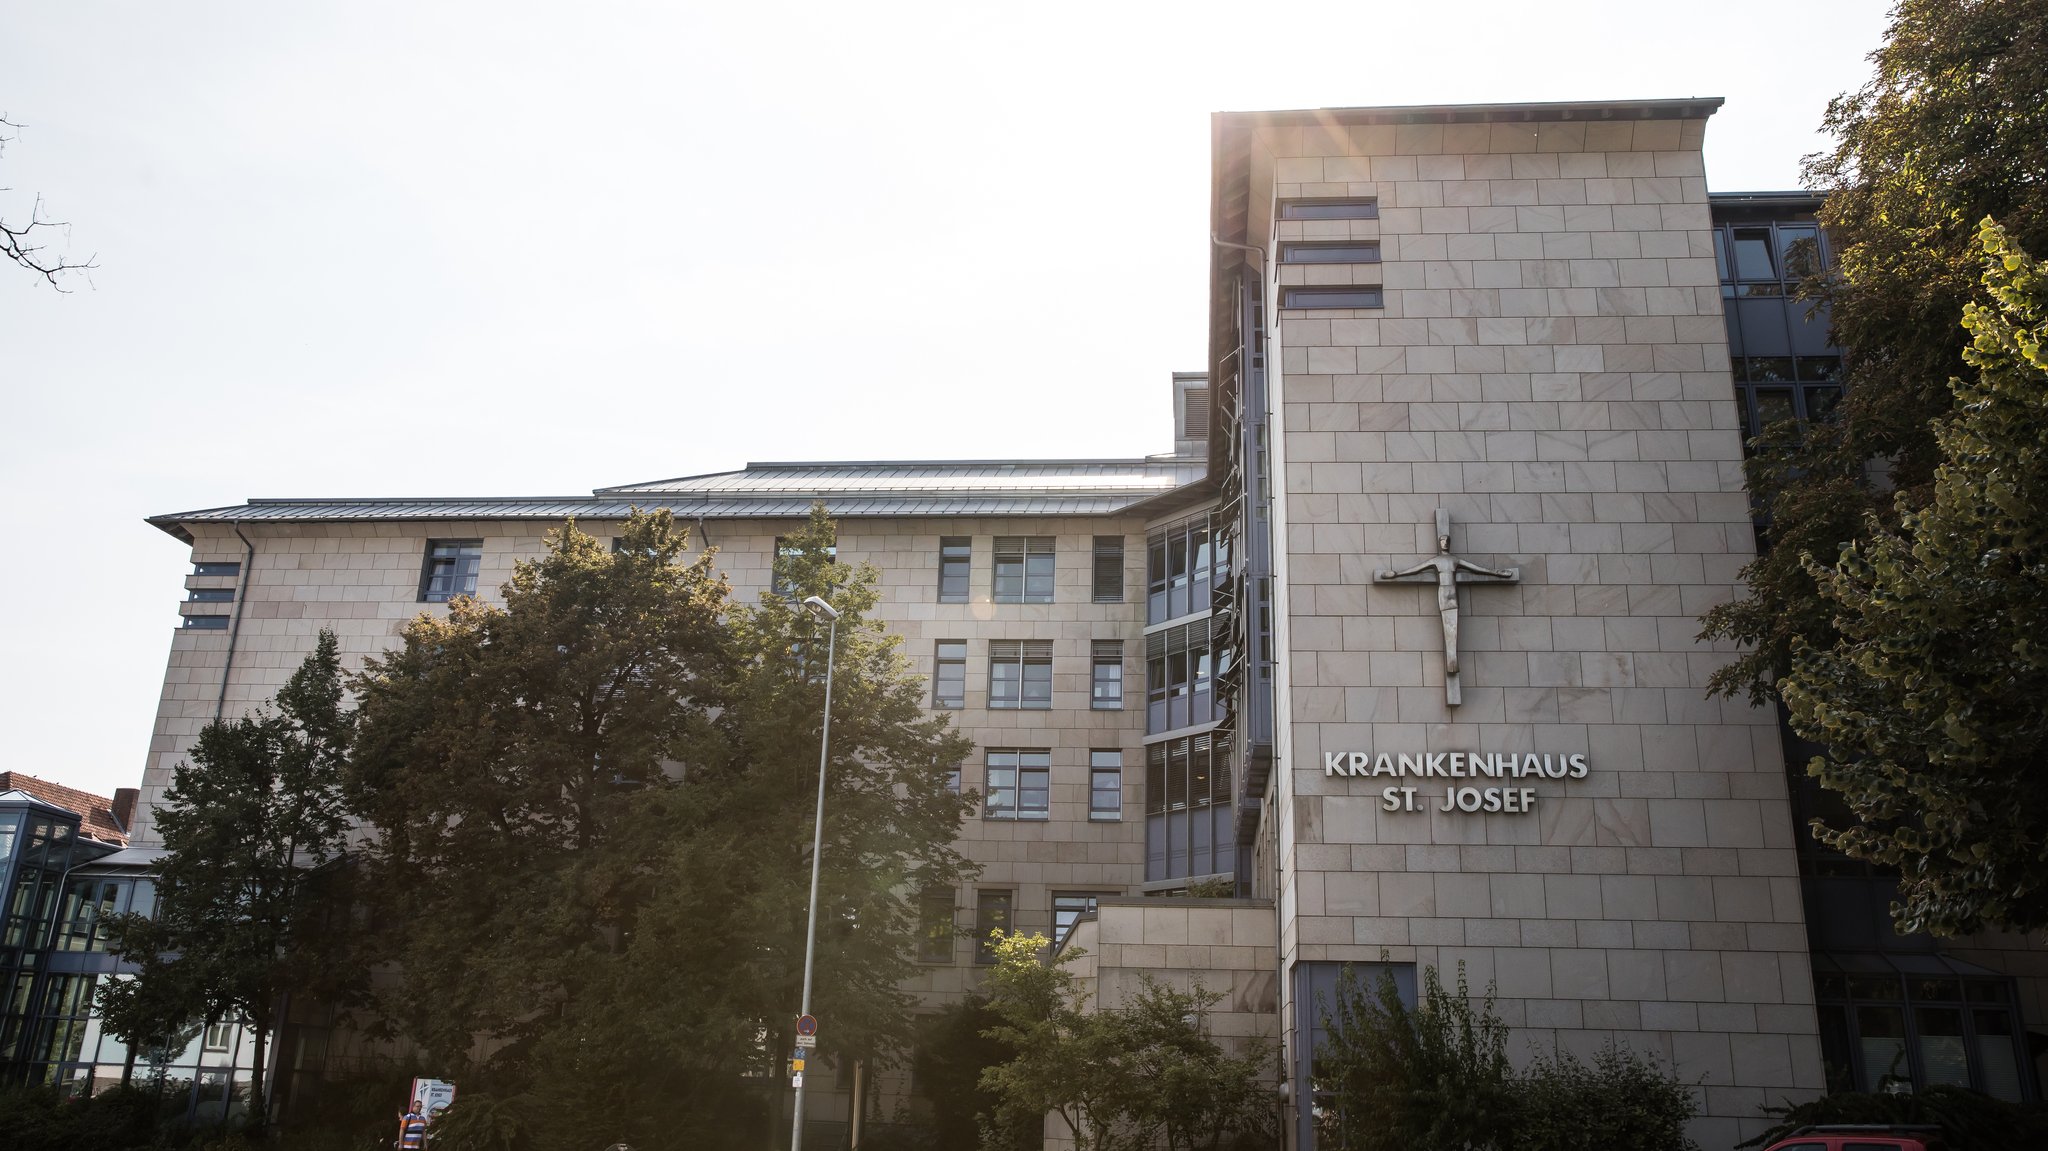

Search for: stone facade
xmin=1235 ymin=104 xmax=1824 ymax=1146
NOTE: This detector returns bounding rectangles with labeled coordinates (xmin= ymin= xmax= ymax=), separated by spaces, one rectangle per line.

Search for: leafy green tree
xmin=1781 ymin=221 xmax=2048 ymax=935
xmin=347 ymin=507 xmax=975 ymax=1149
xmin=1703 ymin=0 xmax=2048 ymax=703
xmin=99 ymin=630 xmax=354 ymax=1129
xmin=979 ymin=931 xmax=1274 ymax=1151
xmin=1516 ymin=1044 xmax=1697 ymax=1151
xmin=1313 ymin=963 xmax=1515 ymax=1151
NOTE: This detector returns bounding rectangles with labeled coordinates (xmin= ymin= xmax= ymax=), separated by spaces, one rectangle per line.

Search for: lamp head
xmin=801 ymin=595 xmax=840 ymax=622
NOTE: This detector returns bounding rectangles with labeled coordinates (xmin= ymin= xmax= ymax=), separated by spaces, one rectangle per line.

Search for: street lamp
xmin=792 ymin=594 xmax=839 ymax=1151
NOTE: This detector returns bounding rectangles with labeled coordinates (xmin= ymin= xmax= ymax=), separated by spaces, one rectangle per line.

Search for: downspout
xmin=215 ymin=524 xmax=257 ymax=720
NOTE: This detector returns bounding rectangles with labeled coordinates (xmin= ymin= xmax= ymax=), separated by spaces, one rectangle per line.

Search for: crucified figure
xmin=1375 ymin=508 xmax=1519 ymax=704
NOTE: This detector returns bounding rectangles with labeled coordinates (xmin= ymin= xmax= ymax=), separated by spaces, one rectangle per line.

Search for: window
xmin=988 ymin=640 xmax=1053 ymax=710
xmin=1147 ymin=513 xmax=1227 ymax=624
xmin=1279 ymin=241 xmax=1381 ymax=264
xmin=1090 ymin=750 xmax=1122 ymax=820
xmin=1280 ymin=285 xmax=1383 ymax=309
xmin=984 ymin=749 xmax=1050 ymax=821
xmin=186 ymin=588 xmax=235 ymax=603
xmin=203 ymin=1022 xmax=234 ymax=1052
xmin=917 ymin=887 xmax=955 ymax=963
xmin=418 ymin=540 xmax=483 ymax=603
xmin=943 ymin=765 xmax=962 ymax=794
xmin=1812 ymin=965 xmax=2030 ymax=1102
xmin=1092 ymin=537 xmax=1124 ymax=603
xmin=1052 ymin=893 xmax=1103 ymax=949
xmin=1146 ymin=735 xmax=1231 ymax=815
xmin=993 ymin=536 xmax=1054 ymax=604
xmin=1277 ymin=197 xmax=1378 ymax=220
xmin=771 ymin=537 xmax=836 ymax=597
xmin=181 ymin=615 xmax=229 ymax=631
xmin=1734 ymin=355 xmax=1845 ymax=447
xmin=1092 ymin=641 xmax=1124 ymax=710
xmin=1147 ymin=620 xmax=1221 ymax=732
xmin=191 ymin=561 xmax=240 ymax=577
xmin=933 ymin=641 xmax=967 ymax=709
xmin=937 ymin=537 xmax=971 ymax=603
xmin=974 ymin=890 xmax=1013 ymax=964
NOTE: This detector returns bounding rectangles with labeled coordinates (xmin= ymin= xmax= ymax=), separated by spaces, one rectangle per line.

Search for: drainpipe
xmin=214 ymin=524 xmax=257 ymax=720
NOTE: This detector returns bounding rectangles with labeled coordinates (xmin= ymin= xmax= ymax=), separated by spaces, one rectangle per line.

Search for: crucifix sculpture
xmin=1374 ymin=508 xmax=1520 ymax=706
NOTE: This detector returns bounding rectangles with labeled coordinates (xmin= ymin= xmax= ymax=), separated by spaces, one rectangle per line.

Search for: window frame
xmin=937 ymin=537 xmax=971 ymax=603
xmin=1279 ymin=285 xmax=1384 ymax=310
xmin=933 ymin=640 xmax=967 ymax=709
xmin=1090 ymin=750 xmax=1123 ymax=821
xmin=1091 ymin=640 xmax=1124 ymax=710
xmin=1276 ymin=196 xmax=1379 ymax=220
xmin=1052 ymin=892 xmax=1107 ymax=949
xmin=983 ymin=748 xmax=1051 ymax=821
xmin=1091 ymin=536 xmax=1125 ymax=603
xmin=974 ymin=889 xmax=1014 ymax=964
xmin=993 ymin=536 xmax=1055 ymax=604
xmin=988 ymin=640 xmax=1053 ymax=710
xmin=1278 ymin=240 xmax=1382 ymax=264
xmin=417 ymin=539 xmax=484 ymax=604
xmin=916 ymin=886 xmax=956 ymax=964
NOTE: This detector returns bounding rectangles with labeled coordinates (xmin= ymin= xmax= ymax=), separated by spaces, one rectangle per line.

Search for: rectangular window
xmin=1091 ymin=641 xmax=1124 ymax=710
xmin=988 ymin=640 xmax=1053 ymax=710
xmin=418 ymin=540 xmax=483 ymax=603
xmin=1092 ymin=537 xmax=1124 ymax=603
xmin=1090 ymin=750 xmax=1122 ymax=821
xmin=993 ymin=536 xmax=1054 ymax=604
xmin=203 ymin=1022 xmax=233 ymax=1052
xmin=1280 ymin=285 xmax=1383 ymax=309
xmin=1277 ymin=197 xmax=1379 ymax=220
xmin=191 ymin=561 xmax=240 ymax=578
xmin=917 ymin=887 xmax=955 ymax=963
xmin=771 ymin=537 xmax=836 ymax=597
xmin=1052 ymin=893 xmax=1103 ymax=949
xmin=984 ymin=749 xmax=1050 ymax=821
xmin=1147 ymin=513 xmax=1224 ymax=624
xmin=1279 ymin=241 xmax=1381 ymax=264
xmin=186 ymin=588 xmax=235 ymax=603
xmin=943 ymin=765 xmax=962 ymax=794
xmin=974 ymin=890 xmax=1013 ymax=964
xmin=1146 ymin=735 xmax=1231 ymax=815
xmin=937 ymin=537 xmax=971 ymax=603
xmin=180 ymin=614 xmax=230 ymax=631
xmin=933 ymin=641 xmax=967 ymax=709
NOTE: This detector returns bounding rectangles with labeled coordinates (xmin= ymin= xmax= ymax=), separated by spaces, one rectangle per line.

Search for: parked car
xmin=1761 ymin=1124 xmax=1946 ymax=1151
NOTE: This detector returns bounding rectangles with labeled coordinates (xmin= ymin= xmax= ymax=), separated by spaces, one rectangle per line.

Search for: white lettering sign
xmin=1321 ymin=751 xmax=1588 ymax=814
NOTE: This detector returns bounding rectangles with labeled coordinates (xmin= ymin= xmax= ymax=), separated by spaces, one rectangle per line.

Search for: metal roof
xmin=149 ymin=458 xmax=1208 ymax=537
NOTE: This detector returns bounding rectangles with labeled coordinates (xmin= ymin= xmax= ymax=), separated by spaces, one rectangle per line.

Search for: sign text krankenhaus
xmin=1323 ymin=750 xmax=1589 ymax=814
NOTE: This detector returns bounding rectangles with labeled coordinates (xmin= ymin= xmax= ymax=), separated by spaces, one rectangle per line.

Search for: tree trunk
xmin=248 ymin=1009 xmax=269 ymax=1131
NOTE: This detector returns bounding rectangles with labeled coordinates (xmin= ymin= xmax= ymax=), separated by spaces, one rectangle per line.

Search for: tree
xmin=0 ymin=115 xmax=94 ymax=288
xmin=908 ymin=996 xmax=1028 ymax=1151
xmin=347 ymin=507 xmax=976 ymax=1149
xmin=1313 ymin=963 xmax=1515 ymax=1151
xmin=979 ymin=931 xmax=1275 ymax=1151
xmin=99 ymin=630 xmax=354 ymax=1129
xmin=1702 ymin=0 xmax=2048 ymax=703
xmin=1780 ymin=221 xmax=2048 ymax=935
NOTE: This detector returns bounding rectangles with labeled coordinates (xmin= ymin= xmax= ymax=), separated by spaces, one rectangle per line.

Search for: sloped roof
xmin=149 ymin=458 xmax=1208 ymax=538
xmin=0 ymin=772 xmax=130 ymax=845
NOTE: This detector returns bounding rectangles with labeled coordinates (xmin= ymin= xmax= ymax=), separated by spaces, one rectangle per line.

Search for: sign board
xmin=792 ymin=1072 xmax=804 ymax=1088
xmin=791 ymin=1057 xmax=806 ymax=1072
xmin=408 ymin=1077 xmax=456 ymax=1120
xmin=795 ymin=1014 xmax=818 ymax=1036
xmin=794 ymin=1034 xmax=817 ymax=1049
xmin=1322 ymin=751 xmax=1590 ymax=814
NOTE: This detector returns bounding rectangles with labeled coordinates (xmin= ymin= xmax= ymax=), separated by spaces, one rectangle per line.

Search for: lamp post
xmin=791 ymin=594 xmax=839 ymax=1151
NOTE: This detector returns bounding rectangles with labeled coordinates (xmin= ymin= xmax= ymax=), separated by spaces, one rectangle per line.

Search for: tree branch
xmin=0 ymin=116 xmax=96 ymax=291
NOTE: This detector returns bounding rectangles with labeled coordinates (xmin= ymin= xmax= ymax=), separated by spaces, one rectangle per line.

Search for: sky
xmin=1 ymin=0 xmax=1892 ymax=799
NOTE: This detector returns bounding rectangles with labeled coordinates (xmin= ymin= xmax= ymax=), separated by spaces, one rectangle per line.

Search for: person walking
xmin=397 ymin=1099 xmax=428 ymax=1150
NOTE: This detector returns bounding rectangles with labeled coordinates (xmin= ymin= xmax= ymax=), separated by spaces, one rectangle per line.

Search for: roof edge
xmin=1217 ymin=97 xmax=1723 ymax=126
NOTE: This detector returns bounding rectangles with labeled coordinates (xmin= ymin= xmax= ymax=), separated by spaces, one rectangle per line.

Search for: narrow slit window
xmin=1279 ymin=241 xmax=1381 ymax=264
xmin=1280 ymin=285 xmax=1383 ymax=309
xmin=1277 ymin=197 xmax=1379 ymax=220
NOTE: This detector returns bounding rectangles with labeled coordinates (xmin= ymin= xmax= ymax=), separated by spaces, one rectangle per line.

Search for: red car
xmin=1761 ymin=1125 xmax=1946 ymax=1151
